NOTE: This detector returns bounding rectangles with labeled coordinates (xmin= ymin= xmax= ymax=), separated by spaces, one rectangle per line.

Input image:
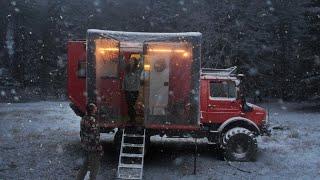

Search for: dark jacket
xmin=80 ymin=114 xmax=103 ymax=156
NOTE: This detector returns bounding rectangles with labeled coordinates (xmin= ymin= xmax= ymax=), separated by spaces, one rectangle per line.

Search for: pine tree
xmin=297 ymin=0 xmax=320 ymax=100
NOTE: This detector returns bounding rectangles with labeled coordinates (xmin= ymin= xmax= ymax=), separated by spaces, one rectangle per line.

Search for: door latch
xmin=208 ymin=104 xmax=216 ymax=108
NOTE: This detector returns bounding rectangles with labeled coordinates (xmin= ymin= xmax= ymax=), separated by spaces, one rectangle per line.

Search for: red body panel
xmin=169 ymin=54 xmax=192 ymax=104
xmin=201 ymin=78 xmax=242 ymax=123
xmin=242 ymin=104 xmax=266 ymax=126
xmin=67 ymin=41 xmax=86 ymax=113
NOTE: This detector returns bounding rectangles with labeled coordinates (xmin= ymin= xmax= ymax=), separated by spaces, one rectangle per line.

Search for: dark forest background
xmin=0 ymin=0 xmax=319 ymax=102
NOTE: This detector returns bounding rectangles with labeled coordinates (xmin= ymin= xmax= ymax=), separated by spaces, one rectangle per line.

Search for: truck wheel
xmin=222 ymin=127 xmax=257 ymax=162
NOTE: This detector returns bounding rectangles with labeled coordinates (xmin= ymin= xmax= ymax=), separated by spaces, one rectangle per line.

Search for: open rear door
xmin=143 ymin=42 xmax=198 ymax=127
xmin=86 ymin=31 xmax=121 ymax=124
xmin=67 ymin=41 xmax=86 ymax=114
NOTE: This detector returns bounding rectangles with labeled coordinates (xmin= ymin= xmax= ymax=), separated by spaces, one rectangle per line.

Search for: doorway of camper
xmin=119 ymin=42 xmax=145 ymax=125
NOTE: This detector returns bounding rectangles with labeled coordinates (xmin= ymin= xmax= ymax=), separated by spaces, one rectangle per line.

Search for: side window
xmin=77 ymin=61 xmax=86 ymax=78
xmin=210 ymin=81 xmax=236 ymax=98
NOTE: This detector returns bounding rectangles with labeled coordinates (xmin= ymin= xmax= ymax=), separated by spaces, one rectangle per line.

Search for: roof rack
xmin=201 ymin=66 xmax=237 ymax=76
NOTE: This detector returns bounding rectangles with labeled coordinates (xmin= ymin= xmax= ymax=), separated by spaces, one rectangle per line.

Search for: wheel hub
xmin=231 ymin=141 xmax=248 ymax=159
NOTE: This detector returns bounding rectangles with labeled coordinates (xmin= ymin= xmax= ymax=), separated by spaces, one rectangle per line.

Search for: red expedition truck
xmin=68 ymin=30 xmax=270 ymax=162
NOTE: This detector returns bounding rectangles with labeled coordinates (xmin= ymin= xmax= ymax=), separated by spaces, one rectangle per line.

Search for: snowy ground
xmin=0 ymin=101 xmax=320 ymax=180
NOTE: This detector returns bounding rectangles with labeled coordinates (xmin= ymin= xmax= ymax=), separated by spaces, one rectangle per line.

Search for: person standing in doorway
xmin=123 ymin=56 xmax=143 ymax=124
xmin=76 ymin=103 xmax=103 ymax=180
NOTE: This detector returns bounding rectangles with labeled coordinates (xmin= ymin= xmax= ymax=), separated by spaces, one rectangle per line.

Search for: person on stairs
xmin=123 ymin=56 xmax=143 ymax=125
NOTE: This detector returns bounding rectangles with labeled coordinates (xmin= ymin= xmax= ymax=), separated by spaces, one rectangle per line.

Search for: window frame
xmin=209 ymin=80 xmax=237 ymax=101
xmin=77 ymin=60 xmax=86 ymax=79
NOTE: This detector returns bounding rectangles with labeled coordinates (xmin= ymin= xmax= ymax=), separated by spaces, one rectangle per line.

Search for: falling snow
xmin=0 ymin=0 xmax=319 ymax=179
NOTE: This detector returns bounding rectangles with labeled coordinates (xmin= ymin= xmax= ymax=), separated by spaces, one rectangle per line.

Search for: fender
xmin=217 ymin=117 xmax=260 ymax=134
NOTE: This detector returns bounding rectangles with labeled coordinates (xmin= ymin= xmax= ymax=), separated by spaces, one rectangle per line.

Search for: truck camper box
xmin=68 ymin=29 xmax=202 ymax=131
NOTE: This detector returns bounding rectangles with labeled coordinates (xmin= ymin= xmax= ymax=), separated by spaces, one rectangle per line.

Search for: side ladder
xmin=117 ymin=128 xmax=146 ymax=179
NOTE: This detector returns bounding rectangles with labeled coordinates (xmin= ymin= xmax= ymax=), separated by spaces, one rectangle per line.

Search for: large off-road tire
xmin=222 ymin=127 xmax=257 ymax=162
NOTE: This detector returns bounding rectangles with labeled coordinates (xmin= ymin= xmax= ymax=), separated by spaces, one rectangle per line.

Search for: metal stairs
xmin=117 ymin=128 xmax=145 ymax=179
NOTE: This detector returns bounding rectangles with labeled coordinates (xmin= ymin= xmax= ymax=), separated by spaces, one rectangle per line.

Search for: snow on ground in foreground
xmin=0 ymin=101 xmax=320 ymax=179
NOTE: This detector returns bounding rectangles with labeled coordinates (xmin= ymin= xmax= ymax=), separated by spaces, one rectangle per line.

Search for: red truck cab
xmin=200 ymin=67 xmax=268 ymax=133
xmin=198 ymin=68 xmax=269 ymax=161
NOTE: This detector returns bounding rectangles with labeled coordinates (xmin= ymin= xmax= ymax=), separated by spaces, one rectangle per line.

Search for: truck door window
xmin=210 ymin=81 xmax=236 ymax=99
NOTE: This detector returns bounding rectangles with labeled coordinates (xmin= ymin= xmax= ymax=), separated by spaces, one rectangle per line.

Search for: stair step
xmin=119 ymin=163 xmax=143 ymax=169
xmin=123 ymin=143 xmax=144 ymax=148
xmin=124 ymin=134 xmax=144 ymax=138
xmin=121 ymin=153 xmax=144 ymax=158
xmin=118 ymin=174 xmax=141 ymax=180
xmin=117 ymin=129 xmax=145 ymax=179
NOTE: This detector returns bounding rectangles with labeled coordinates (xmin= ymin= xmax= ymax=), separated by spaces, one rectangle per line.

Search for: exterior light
xmin=173 ymin=49 xmax=185 ymax=53
xmin=99 ymin=48 xmax=119 ymax=52
xmin=148 ymin=49 xmax=173 ymax=53
xmin=148 ymin=48 xmax=189 ymax=54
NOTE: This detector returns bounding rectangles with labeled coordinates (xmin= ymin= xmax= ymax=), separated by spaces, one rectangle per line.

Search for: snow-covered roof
xmin=87 ymin=29 xmax=202 ymax=42
xmin=201 ymin=75 xmax=238 ymax=81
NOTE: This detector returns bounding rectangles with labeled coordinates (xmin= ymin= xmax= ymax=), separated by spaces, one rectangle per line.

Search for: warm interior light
xmin=97 ymin=48 xmax=119 ymax=61
xmin=99 ymin=47 xmax=119 ymax=52
xmin=148 ymin=48 xmax=188 ymax=53
xmin=144 ymin=64 xmax=151 ymax=71
xmin=148 ymin=48 xmax=191 ymax=58
xmin=130 ymin=54 xmax=141 ymax=59
xmin=148 ymin=49 xmax=173 ymax=52
xmin=183 ymin=52 xmax=189 ymax=57
xmin=174 ymin=49 xmax=185 ymax=53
